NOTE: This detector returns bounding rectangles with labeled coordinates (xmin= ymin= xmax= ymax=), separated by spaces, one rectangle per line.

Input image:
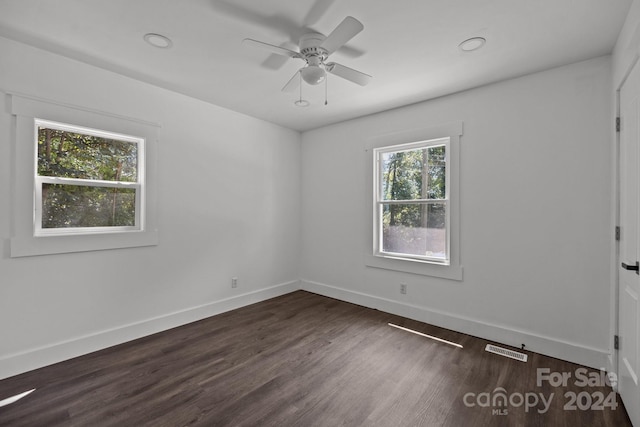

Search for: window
xmin=365 ymin=122 xmax=462 ymax=280
xmin=35 ymin=119 xmax=144 ymax=236
xmin=374 ymin=138 xmax=449 ymax=263
xmin=9 ymin=93 xmax=158 ymax=257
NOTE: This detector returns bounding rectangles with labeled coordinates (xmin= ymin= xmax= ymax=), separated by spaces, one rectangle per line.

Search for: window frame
xmin=9 ymin=93 xmax=159 ymax=257
xmin=365 ymin=121 xmax=463 ymax=281
xmin=373 ymin=137 xmax=451 ymax=264
xmin=34 ymin=119 xmax=145 ymax=236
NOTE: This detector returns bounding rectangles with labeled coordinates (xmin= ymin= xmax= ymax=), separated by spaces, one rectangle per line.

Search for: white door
xmin=619 ymin=58 xmax=640 ymax=426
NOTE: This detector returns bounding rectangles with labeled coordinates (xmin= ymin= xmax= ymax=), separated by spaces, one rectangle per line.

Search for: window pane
xmin=381 ymin=203 xmax=446 ymax=259
xmin=380 ymin=145 xmax=445 ymax=200
xmin=42 ymin=184 xmax=136 ymax=228
xmin=426 ymin=145 xmax=446 ymax=199
xmin=37 ymin=127 xmax=137 ymax=182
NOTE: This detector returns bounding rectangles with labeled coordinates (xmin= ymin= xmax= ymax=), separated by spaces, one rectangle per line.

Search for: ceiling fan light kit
xmin=301 ymin=66 xmax=326 ymax=85
xmin=300 ymin=53 xmax=327 ymax=85
xmin=243 ymin=16 xmax=372 ymax=105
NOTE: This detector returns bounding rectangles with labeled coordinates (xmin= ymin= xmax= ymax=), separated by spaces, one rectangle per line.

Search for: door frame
xmin=614 ymin=53 xmax=640 ymax=391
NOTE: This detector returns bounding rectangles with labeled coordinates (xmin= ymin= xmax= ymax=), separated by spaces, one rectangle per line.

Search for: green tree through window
xmin=376 ymin=140 xmax=449 ymax=262
xmin=36 ymin=120 xmax=142 ymax=232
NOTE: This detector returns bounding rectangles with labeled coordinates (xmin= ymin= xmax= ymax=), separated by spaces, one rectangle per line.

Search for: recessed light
xmin=143 ymin=33 xmax=172 ymax=49
xmin=458 ymin=37 xmax=486 ymax=52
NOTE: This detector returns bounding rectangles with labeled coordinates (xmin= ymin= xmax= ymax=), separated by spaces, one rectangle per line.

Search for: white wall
xmin=300 ymin=56 xmax=613 ymax=368
xmin=0 ymin=37 xmax=301 ymax=379
xmin=614 ymin=0 xmax=640 ymax=86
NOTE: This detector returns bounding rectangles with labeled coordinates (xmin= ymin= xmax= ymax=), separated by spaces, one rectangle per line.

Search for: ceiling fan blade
xmin=320 ymin=16 xmax=364 ymax=54
xmin=242 ymin=39 xmax=302 ymax=59
xmin=303 ymin=0 xmax=336 ymax=26
xmin=326 ymin=62 xmax=371 ymax=86
xmin=282 ymin=70 xmax=301 ymax=92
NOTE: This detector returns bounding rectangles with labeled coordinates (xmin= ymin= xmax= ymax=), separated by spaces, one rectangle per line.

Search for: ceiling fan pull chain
xmin=299 ymin=71 xmax=304 ymax=103
xmin=325 ymin=74 xmax=328 ymax=105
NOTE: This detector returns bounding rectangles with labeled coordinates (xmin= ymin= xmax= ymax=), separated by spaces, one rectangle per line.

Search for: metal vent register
xmin=485 ymin=344 xmax=528 ymax=362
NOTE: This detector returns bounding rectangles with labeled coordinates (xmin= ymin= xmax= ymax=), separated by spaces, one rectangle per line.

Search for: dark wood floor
xmin=0 ymin=291 xmax=632 ymax=426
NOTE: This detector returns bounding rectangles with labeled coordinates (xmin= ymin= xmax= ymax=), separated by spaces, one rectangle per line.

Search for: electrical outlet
xmin=400 ymin=284 xmax=407 ymax=294
xmin=231 ymin=277 xmax=238 ymax=288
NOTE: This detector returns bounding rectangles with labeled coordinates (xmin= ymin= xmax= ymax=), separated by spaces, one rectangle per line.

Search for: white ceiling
xmin=0 ymin=0 xmax=632 ymax=132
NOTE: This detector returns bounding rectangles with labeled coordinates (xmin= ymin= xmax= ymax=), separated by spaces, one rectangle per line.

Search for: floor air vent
xmin=485 ymin=344 xmax=528 ymax=362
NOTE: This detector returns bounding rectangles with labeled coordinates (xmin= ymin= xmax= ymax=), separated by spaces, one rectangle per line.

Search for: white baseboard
xmin=300 ymin=279 xmax=611 ymax=370
xmin=0 ymin=280 xmax=299 ymax=380
xmin=1 ymin=278 xmax=612 ymax=380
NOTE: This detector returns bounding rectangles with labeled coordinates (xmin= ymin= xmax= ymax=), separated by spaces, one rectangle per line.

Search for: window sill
xmin=364 ymin=254 xmax=463 ymax=281
xmin=10 ymin=230 xmax=159 ymax=258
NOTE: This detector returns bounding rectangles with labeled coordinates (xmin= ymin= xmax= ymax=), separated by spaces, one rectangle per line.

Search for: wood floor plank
xmin=0 ymin=291 xmax=633 ymax=426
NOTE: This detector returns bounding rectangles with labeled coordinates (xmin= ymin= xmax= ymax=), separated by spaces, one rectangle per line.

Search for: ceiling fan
xmin=243 ymin=16 xmax=372 ymax=92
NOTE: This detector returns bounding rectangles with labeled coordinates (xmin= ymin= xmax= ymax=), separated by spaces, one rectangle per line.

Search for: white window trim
xmin=365 ymin=121 xmax=463 ymax=281
xmin=8 ymin=92 xmax=159 ymax=257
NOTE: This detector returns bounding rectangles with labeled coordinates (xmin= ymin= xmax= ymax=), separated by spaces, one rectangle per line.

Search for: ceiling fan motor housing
xmin=299 ymin=33 xmax=328 ymax=64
